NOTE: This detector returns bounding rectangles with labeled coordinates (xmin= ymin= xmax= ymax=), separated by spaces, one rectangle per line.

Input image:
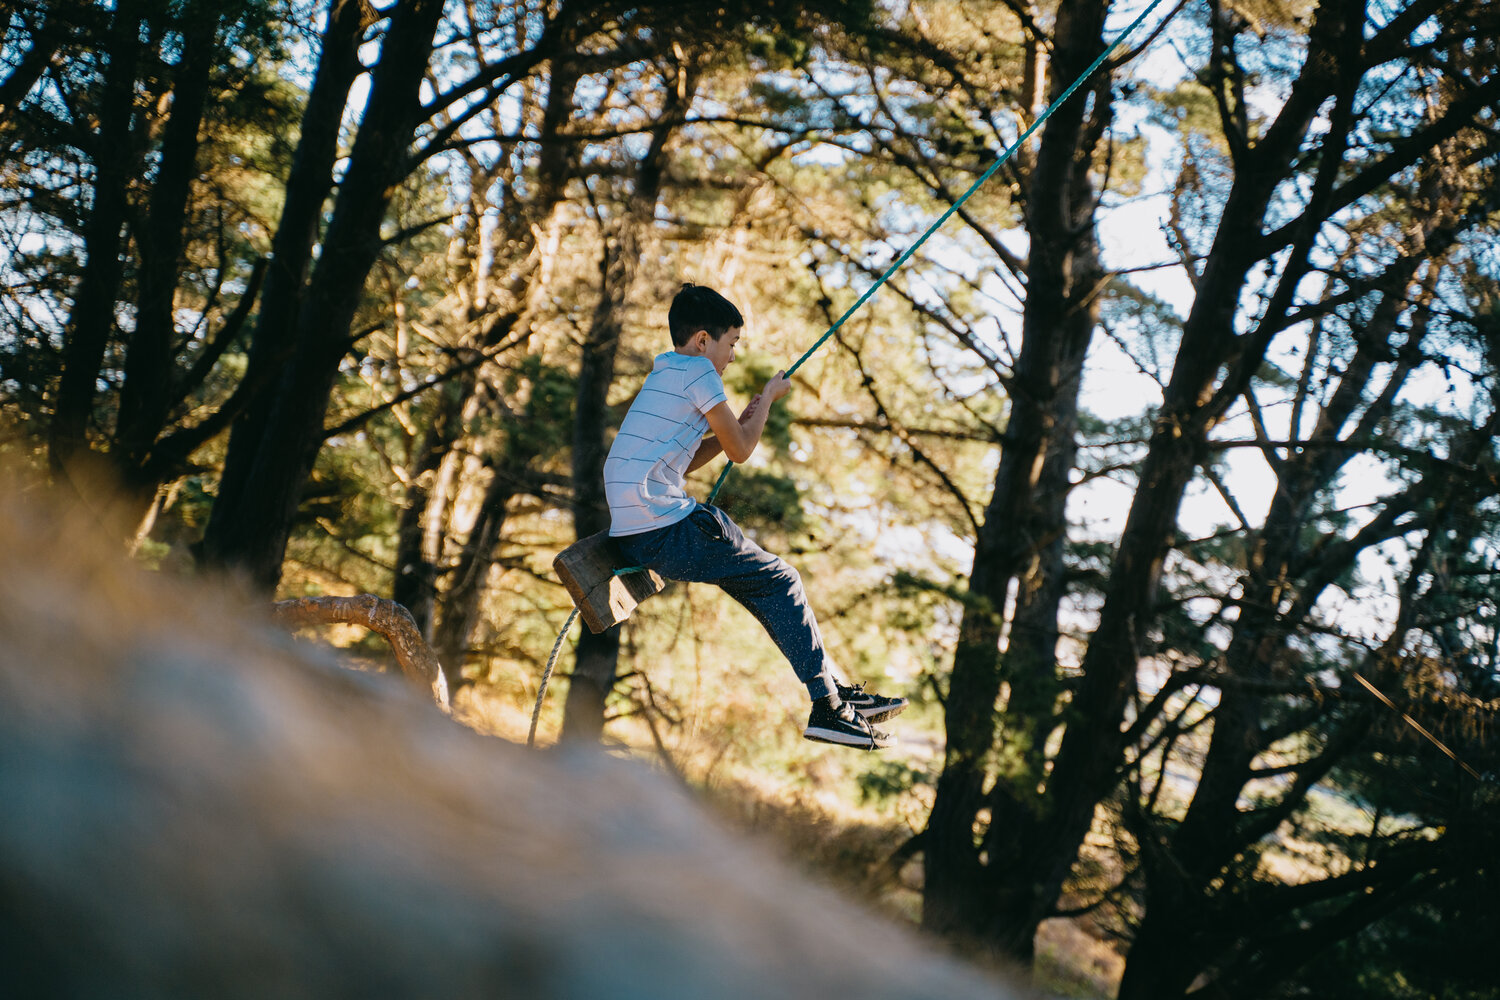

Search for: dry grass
xmin=285 ymin=565 xmax=1125 ymax=1000
xmin=447 ymin=670 xmax=1123 ymax=999
xmin=1035 ymin=919 xmax=1123 ymax=998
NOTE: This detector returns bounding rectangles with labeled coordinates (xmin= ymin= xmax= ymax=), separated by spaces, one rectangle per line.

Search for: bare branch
xmin=270 ymin=594 xmax=450 ymax=710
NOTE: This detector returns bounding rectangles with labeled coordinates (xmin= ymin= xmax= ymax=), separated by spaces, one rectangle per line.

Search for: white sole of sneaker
xmin=803 ymin=726 xmax=894 ymax=749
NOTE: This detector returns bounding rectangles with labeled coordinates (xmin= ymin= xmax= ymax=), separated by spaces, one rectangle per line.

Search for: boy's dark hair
xmin=668 ymin=283 xmax=743 ymax=346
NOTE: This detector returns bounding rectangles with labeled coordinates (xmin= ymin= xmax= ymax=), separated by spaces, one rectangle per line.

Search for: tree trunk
xmin=200 ymin=0 xmax=447 ymax=591
xmin=403 ymin=55 xmax=582 ymax=690
xmin=922 ymin=0 xmax=1111 ymax=956
xmin=48 ymin=0 xmax=141 ymax=477
xmin=1023 ymin=0 xmax=1370 ymax=960
xmin=431 ymin=463 xmax=519 ymax=692
xmin=198 ymin=0 xmax=365 ymax=579
xmin=116 ymin=8 xmax=220 ymax=485
xmin=560 ymin=60 xmax=693 ymax=743
xmin=559 ymin=227 xmax=635 ymax=743
xmin=1119 ymin=263 xmax=1488 ymax=997
xmin=393 ymin=382 xmax=470 ymax=637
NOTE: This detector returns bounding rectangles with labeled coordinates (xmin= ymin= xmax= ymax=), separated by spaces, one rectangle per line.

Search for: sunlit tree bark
xmin=561 ymin=54 xmax=697 ymax=743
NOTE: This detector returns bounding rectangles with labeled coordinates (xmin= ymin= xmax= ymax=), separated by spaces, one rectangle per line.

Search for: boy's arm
xmin=686 ymin=394 xmax=761 ymax=472
xmin=686 ymin=430 xmax=724 ymax=473
xmin=698 ymin=372 xmax=791 ymax=465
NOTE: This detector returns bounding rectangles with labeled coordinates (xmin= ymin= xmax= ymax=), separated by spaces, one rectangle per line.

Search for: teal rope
xmin=570 ymin=2 xmax=1174 ymax=732
xmin=705 ymin=0 xmax=1170 ymax=505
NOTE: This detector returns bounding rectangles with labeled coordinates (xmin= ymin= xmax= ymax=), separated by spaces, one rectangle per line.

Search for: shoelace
xmin=833 ymin=702 xmax=879 ymax=751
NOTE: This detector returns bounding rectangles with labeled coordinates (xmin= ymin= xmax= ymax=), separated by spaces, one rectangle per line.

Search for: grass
xmin=310 ymin=617 xmax=1124 ymax=999
xmin=447 ymin=671 xmax=1122 ymax=999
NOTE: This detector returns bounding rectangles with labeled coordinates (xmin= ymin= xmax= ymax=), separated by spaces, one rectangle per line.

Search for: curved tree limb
xmin=271 ymin=594 xmax=450 ymax=711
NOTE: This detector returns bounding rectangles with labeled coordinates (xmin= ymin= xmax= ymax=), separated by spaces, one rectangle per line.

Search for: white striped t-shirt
xmin=605 ymin=352 xmax=728 ymax=536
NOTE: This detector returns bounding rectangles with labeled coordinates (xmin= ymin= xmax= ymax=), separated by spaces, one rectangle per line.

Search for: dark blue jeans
xmin=615 ymin=504 xmax=838 ymax=700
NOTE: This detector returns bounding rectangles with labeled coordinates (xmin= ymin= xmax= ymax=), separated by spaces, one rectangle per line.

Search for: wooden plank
xmin=553 ymin=530 xmax=666 ymax=634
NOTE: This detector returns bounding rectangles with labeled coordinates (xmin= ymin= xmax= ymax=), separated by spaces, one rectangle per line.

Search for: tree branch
xmin=270 ymin=594 xmax=450 ymax=710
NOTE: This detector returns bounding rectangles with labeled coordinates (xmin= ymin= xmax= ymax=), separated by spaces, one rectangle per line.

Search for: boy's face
xmin=701 ymin=326 xmax=741 ymax=375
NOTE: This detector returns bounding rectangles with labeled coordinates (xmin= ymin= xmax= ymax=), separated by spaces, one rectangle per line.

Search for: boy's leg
xmin=620 ymin=505 xmax=896 ymax=748
xmin=616 ymin=505 xmax=837 ymax=698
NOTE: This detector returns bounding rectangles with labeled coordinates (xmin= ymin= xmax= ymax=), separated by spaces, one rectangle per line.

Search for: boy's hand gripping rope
xmin=529 ymin=0 xmax=1173 ymax=747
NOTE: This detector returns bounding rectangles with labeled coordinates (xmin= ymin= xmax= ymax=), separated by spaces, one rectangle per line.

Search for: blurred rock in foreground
xmin=0 ymin=481 xmax=1027 ymax=1000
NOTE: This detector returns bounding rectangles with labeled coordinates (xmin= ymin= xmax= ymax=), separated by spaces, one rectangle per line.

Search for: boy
xmin=604 ymin=283 xmax=907 ymax=749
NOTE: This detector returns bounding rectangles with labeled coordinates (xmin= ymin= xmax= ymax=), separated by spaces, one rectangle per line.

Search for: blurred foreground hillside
xmin=0 ymin=476 xmax=1036 ymax=1000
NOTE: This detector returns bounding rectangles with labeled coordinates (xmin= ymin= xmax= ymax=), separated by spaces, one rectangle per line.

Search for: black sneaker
xmin=804 ymin=698 xmax=894 ymax=749
xmin=837 ymin=682 xmax=909 ymax=724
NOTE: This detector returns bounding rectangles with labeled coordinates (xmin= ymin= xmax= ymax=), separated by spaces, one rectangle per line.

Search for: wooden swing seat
xmin=552 ymin=530 xmax=666 ymax=634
